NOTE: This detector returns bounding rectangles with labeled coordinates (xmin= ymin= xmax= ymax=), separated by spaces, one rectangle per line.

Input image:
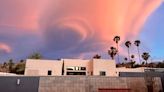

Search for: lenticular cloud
xmin=40 ymin=0 xmax=161 ymax=57
xmin=0 ymin=0 xmax=162 ymax=59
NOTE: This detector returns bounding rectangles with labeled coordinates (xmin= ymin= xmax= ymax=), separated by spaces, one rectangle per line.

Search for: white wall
xmin=25 ymin=59 xmax=148 ymax=77
xmin=25 ymin=59 xmax=63 ymax=76
xmin=116 ymin=67 xmax=145 ymax=76
xmin=92 ymin=59 xmax=117 ymax=76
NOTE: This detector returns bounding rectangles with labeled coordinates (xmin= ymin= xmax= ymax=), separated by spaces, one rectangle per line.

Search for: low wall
xmin=120 ymin=72 xmax=164 ymax=90
xmin=0 ymin=76 xmax=162 ymax=92
xmin=0 ymin=76 xmax=39 ymax=92
xmin=39 ymin=76 xmax=163 ymax=92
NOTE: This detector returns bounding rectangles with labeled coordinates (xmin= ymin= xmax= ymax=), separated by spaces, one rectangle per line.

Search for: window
xmin=48 ymin=70 xmax=52 ymax=75
xmin=91 ymin=71 xmax=93 ymax=75
xmin=66 ymin=66 xmax=86 ymax=71
xmin=75 ymin=67 xmax=80 ymax=70
xmin=67 ymin=72 xmax=86 ymax=75
xmin=100 ymin=71 xmax=106 ymax=76
xmin=67 ymin=67 xmax=74 ymax=70
xmin=81 ymin=67 xmax=86 ymax=70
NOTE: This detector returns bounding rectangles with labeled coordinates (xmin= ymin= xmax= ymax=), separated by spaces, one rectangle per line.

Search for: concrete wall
xmin=25 ymin=59 xmax=63 ymax=76
xmin=38 ymin=76 xmax=163 ymax=92
xmin=120 ymin=72 xmax=164 ymax=91
xmin=116 ymin=67 xmax=145 ymax=75
xmin=0 ymin=76 xmax=162 ymax=92
xmin=0 ymin=76 xmax=39 ymax=92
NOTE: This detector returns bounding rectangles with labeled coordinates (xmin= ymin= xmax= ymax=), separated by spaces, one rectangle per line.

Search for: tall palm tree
xmin=125 ymin=41 xmax=131 ymax=62
xmin=124 ymin=57 xmax=128 ymax=63
xmin=131 ymin=55 xmax=135 ymax=60
xmin=108 ymin=47 xmax=118 ymax=60
xmin=131 ymin=55 xmax=135 ymax=68
xmin=113 ymin=36 xmax=120 ymax=63
xmin=142 ymin=52 xmax=150 ymax=66
xmin=134 ymin=40 xmax=141 ymax=64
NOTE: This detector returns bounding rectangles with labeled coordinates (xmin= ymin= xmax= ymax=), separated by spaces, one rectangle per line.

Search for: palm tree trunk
xmin=117 ymin=43 xmax=120 ymax=63
xmin=137 ymin=47 xmax=141 ymax=64
xmin=111 ymin=55 xmax=114 ymax=60
xmin=128 ymin=48 xmax=130 ymax=62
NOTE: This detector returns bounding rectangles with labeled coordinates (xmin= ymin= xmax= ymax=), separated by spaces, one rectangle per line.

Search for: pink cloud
xmin=0 ymin=43 xmax=11 ymax=53
xmin=40 ymin=0 xmax=162 ymax=56
xmin=0 ymin=0 xmax=162 ymax=60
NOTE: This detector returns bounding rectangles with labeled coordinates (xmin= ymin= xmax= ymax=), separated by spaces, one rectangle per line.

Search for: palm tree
xmin=113 ymin=36 xmax=120 ymax=62
xmin=131 ymin=55 xmax=135 ymax=68
xmin=131 ymin=55 xmax=135 ymax=60
xmin=142 ymin=52 xmax=150 ymax=66
xmin=108 ymin=47 xmax=118 ymax=60
xmin=93 ymin=54 xmax=101 ymax=59
xmin=125 ymin=41 xmax=131 ymax=62
xmin=134 ymin=40 xmax=141 ymax=64
xmin=124 ymin=57 xmax=128 ymax=63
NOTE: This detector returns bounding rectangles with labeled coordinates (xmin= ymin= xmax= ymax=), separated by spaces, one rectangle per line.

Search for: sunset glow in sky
xmin=0 ymin=0 xmax=164 ymax=62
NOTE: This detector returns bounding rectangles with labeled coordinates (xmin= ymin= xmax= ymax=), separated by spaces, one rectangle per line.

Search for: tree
xmin=14 ymin=60 xmax=25 ymax=74
xmin=142 ymin=52 xmax=150 ymax=66
xmin=93 ymin=54 xmax=101 ymax=59
xmin=8 ymin=59 xmax=14 ymax=73
xmin=113 ymin=36 xmax=120 ymax=62
xmin=131 ymin=55 xmax=135 ymax=59
xmin=130 ymin=55 xmax=136 ymax=68
xmin=125 ymin=41 xmax=131 ymax=62
xmin=124 ymin=57 xmax=128 ymax=63
xmin=157 ymin=62 xmax=164 ymax=68
xmin=134 ymin=40 xmax=141 ymax=64
xmin=108 ymin=47 xmax=118 ymax=60
xmin=2 ymin=62 xmax=7 ymax=68
xmin=28 ymin=53 xmax=42 ymax=59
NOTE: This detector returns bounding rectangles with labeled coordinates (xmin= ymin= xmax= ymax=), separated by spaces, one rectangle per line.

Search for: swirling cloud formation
xmin=0 ymin=0 xmax=162 ymax=60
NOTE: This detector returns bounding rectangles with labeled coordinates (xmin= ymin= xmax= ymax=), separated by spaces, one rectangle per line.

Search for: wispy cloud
xmin=0 ymin=0 xmax=162 ymax=61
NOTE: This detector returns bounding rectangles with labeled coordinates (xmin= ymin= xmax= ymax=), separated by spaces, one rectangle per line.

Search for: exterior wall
xmin=39 ymin=76 xmax=163 ymax=92
xmin=25 ymin=59 xmax=117 ymax=76
xmin=93 ymin=59 xmax=117 ymax=76
xmin=63 ymin=59 xmax=91 ymax=75
xmin=116 ymin=67 xmax=145 ymax=76
xmin=120 ymin=72 xmax=164 ymax=90
xmin=0 ymin=76 xmax=162 ymax=92
xmin=25 ymin=59 xmax=155 ymax=77
xmin=25 ymin=59 xmax=63 ymax=76
xmin=145 ymin=68 xmax=164 ymax=72
xmin=0 ymin=76 xmax=39 ymax=92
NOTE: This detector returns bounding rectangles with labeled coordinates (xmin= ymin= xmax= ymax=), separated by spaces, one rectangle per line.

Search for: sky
xmin=0 ymin=0 xmax=163 ymax=62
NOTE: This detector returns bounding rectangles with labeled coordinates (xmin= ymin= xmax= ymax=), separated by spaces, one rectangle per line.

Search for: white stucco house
xmin=25 ymin=59 xmax=118 ymax=76
xmin=25 ymin=59 xmax=146 ymax=76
